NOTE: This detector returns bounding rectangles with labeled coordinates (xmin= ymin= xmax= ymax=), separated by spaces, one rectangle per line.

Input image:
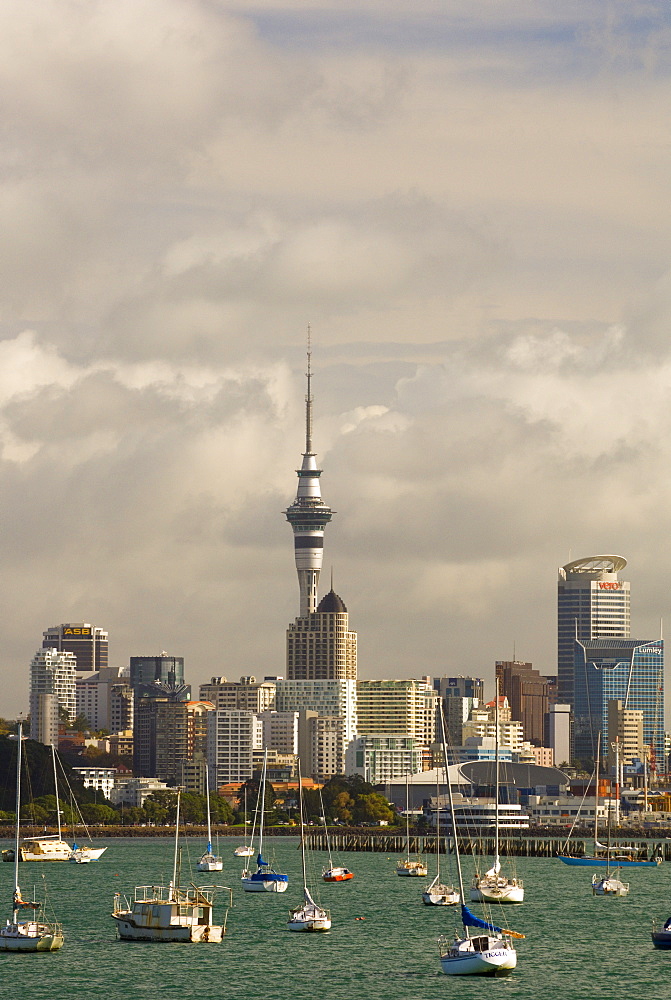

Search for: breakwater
xmin=303 ymin=830 xmax=670 ymax=860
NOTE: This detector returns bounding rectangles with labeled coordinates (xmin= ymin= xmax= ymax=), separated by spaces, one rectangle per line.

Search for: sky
xmin=1 ymin=1 xmax=670 ymax=718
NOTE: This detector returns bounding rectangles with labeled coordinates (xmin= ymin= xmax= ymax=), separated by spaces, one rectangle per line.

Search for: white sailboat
xmin=438 ymin=709 xmax=522 ymax=976
xmin=396 ymin=774 xmax=428 ymax=877
xmin=0 ymin=720 xmax=64 ymax=952
xmin=197 ymin=766 xmax=223 ymax=872
xmin=233 ymin=788 xmax=254 ymax=857
xmin=241 ymin=749 xmax=289 ymax=892
xmin=592 ymin=758 xmax=629 ymax=897
xmin=112 ymin=791 xmax=232 ymax=942
xmin=422 ymin=764 xmax=459 ymax=906
xmin=288 ymin=761 xmax=331 ymax=931
xmin=470 ymin=681 xmax=523 ymax=904
xmin=320 ymin=787 xmax=353 ymax=882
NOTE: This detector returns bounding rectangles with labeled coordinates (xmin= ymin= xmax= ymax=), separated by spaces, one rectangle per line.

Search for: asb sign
xmin=598 ymin=582 xmax=622 ymax=590
xmin=64 ymin=627 xmax=91 ymax=637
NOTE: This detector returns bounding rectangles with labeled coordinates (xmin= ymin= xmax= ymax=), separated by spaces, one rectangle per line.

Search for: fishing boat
xmin=470 ymin=682 xmax=523 ymax=904
xmin=422 ymin=764 xmax=459 ymax=906
xmin=287 ymin=761 xmax=331 ymax=931
xmin=0 ymin=720 xmax=64 ymax=952
xmin=396 ymin=774 xmax=428 ymax=877
xmin=112 ymin=791 xmax=232 ymax=942
xmin=241 ymin=749 xmax=288 ymax=893
xmin=437 ymin=710 xmax=522 ymax=976
xmin=197 ymin=766 xmax=223 ymax=872
xmin=319 ymin=788 xmax=353 ymax=882
xmin=557 ymin=733 xmax=661 ymax=868
xmin=233 ymin=788 xmax=254 ymax=857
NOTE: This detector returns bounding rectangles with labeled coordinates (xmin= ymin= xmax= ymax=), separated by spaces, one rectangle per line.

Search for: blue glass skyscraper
xmin=573 ymin=638 xmax=664 ymax=768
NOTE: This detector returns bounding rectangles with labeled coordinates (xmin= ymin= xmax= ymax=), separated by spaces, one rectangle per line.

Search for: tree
xmin=209 ymin=795 xmax=234 ymax=825
xmin=80 ymin=803 xmax=119 ymax=825
xmin=352 ymin=792 xmax=396 ymax=826
xmin=70 ymin=713 xmax=91 ymax=734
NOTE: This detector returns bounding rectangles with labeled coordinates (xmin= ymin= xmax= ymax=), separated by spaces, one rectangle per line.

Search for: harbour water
xmin=1 ymin=837 xmax=670 ymax=1000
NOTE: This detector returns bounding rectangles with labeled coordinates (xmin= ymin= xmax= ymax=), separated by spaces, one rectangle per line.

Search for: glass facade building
xmin=573 ymin=638 xmax=664 ymax=770
xmin=557 ymin=555 xmax=630 ymax=706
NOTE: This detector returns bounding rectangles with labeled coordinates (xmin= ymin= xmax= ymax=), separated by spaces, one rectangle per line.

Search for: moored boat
xmin=197 ymin=766 xmax=223 ymax=872
xmin=241 ymin=749 xmax=288 ymax=893
xmin=287 ymin=760 xmax=331 ymax=932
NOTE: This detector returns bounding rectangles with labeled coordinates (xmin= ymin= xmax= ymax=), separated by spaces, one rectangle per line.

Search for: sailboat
xmin=0 ymin=720 xmax=64 ymax=952
xmin=591 ymin=779 xmax=629 ymax=896
xmin=233 ymin=788 xmax=254 ymax=857
xmin=17 ymin=744 xmax=72 ymax=862
xmin=197 ymin=766 xmax=223 ymax=872
xmin=320 ymin=787 xmax=353 ymax=882
xmin=396 ymin=774 xmax=428 ymax=877
xmin=241 ymin=749 xmax=289 ymax=892
xmin=557 ymin=733 xmax=661 ymax=868
xmin=438 ymin=709 xmax=522 ymax=976
xmin=422 ymin=764 xmax=459 ymax=906
xmin=112 ymin=791 xmax=232 ymax=941
xmin=287 ymin=760 xmax=331 ymax=931
xmin=470 ymin=681 xmax=524 ymax=904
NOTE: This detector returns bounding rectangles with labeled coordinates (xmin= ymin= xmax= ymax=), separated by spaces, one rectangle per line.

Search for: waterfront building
xmin=29 ymin=647 xmax=77 ymax=744
xmin=72 ymin=766 xmax=116 ymax=800
xmin=573 ymin=638 xmax=664 ymax=769
xmin=208 ymin=709 xmax=262 ymax=786
xmin=199 ymin=675 xmax=276 ymax=713
xmin=110 ymin=776 xmax=169 ymax=808
xmin=42 ymin=622 xmax=108 ymax=675
xmin=356 ymin=678 xmax=437 ymax=748
xmin=496 ymin=660 xmax=550 ymax=747
xmin=346 ymin=735 xmax=423 ymax=784
xmin=557 ymin=555 xmax=630 ymax=706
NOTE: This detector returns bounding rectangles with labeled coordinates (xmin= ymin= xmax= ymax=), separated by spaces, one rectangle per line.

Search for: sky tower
xmin=284 ymin=334 xmax=334 ymax=617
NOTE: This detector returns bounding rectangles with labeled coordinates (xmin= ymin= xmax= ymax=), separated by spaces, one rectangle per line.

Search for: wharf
xmin=303 ymin=831 xmax=670 ymax=860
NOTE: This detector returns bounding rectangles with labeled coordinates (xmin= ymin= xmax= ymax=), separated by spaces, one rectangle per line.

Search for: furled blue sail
xmin=461 ymin=904 xmax=525 ymax=939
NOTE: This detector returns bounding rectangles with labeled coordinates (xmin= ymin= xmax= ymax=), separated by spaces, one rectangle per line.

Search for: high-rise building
xmin=29 ymin=647 xmax=77 ymax=744
xmin=76 ymin=666 xmax=133 ymax=733
xmin=496 ymin=660 xmax=549 ymax=747
xmin=607 ymin=699 xmax=644 ymax=770
xmin=208 ymin=710 xmax=261 ymax=786
xmin=129 ymin=653 xmax=188 ymax=700
xmin=356 ymin=678 xmax=438 ymax=748
xmin=284 ymin=341 xmax=333 ymax=618
xmin=286 ymin=588 xmax=357 ymax=681
xmin=546 ymin=703 xmax=571 ymax=767
xmin=346 ymin=736 xmax=423 ymax=784
xmin=275 ymin=680 xmax=357 ymax=743
xmin=573 ymin=638 xmax=664 ymax=768
xmin=199 ymin=676 xmax=276 ymax=713
xmin=557 ymin=555 xmax=630 ymax=706
xmin=434 ymin=676 xmax=484 ymax=746
xmin=42 ymin=622 xmax=108 ymax=675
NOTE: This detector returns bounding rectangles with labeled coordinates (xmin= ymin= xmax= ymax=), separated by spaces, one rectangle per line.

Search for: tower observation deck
xmin=284 ymin=337 xmax=334 ymax=617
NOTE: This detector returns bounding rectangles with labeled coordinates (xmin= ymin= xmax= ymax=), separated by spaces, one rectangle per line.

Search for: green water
xmin=1 ymin=838 xmax=670 ymax=1000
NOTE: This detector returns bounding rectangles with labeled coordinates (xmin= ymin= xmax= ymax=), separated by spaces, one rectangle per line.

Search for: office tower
xmin=286 ymin=588 xmax=357 ymax=681
xmin=76 ymin=666 xmax=133 ymax=733
xmin=276 ymin=680 xmax=357 ymax=742
xmin=29 ymin=648 xmax=77 ymax=744
xmin=356 ymin=678 xmax=438 ymax=747
xmin=573 ymin=638 xmax=664 ymax=768
xmin=208 ymin=710 xmax=261 ymax=786
xmin=284 ymin=340 xmax=333 ymax=618
xmin=557 ymin=555 xmax=630 ymax=706
xmin=199 ymin=676 xmax=276 ymax=713
xmin=129 ymin=653 xmax=188 ymax=699
xmin=546 ymin=704 xmax=571 ymax=767
xmin=434 ymin=675 xmax=484 ymax=746
xmin=42 ymin=622 xmax=108 ymax=675
xmin=496 ymin=660 xmax=549 ymax=746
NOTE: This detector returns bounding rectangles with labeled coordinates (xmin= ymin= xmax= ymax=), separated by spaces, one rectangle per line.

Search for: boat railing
xmin=131 ymin=884 xmax=217 ymax=905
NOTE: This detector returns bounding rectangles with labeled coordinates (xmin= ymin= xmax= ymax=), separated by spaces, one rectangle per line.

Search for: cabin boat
xmin=112 ymin=884 xmax=227 ymax=943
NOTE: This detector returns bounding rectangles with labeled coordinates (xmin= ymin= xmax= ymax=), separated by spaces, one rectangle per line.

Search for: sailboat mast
xmin=298 ymin=759 xmax=307 ymax=890
xmin=406 ymin=773 xmax=411 ymax=861
xmin=440 ymin=707 xmax=467 ymax=934
xmin=494 ymin=677 xmax=500 ymax=869
xmin=12 ymin=720 xmax=23 ymax=919
xmin=172 ymin=791 xmax=181 ymax=894
xmin=258 ymin=748 xmax=267 ymax=861
xmin=435 ymin=768 xmax=440 ymax=880
xmin=205 ymin=766 xmax=212 ymax=853
xmin=51 ymin=744 xmax=62 ymax=842
xmin=319 ymin=786 xmax=333 ymax=869
xmin=594 ymin=733 xmax=600 ymax=845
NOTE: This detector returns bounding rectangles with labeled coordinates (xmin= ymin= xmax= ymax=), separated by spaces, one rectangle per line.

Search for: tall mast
xmin=494 ymin=677 xmax=500 ymax=872
xmin=284 ymin=328 xmax=334 ymax=618
xmin=12 ymin=720 xmax=23 ymax=920
xmin=51 ymin=744 xmax=62 ymax=843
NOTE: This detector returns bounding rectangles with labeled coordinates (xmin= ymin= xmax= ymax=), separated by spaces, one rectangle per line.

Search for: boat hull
xmin=396 ymin=863 xmax=428 ymax=877
xmin=242 ymin=876 xmax=288 ymax=893
xmin=470 ymin=884 xmax=524 ymax=904
xmin=197 ymin=856 xmax=223 ymax=872
xmin=322 ymin=868 xmax=353 ymax=882
xmin=233 ymin=847 xmax=254 ymax=857
xmin=439 ymin=937 xmax=517 ymax=976
xmin=592 ymin=875 xmax=629 ymax=896
xmin=287 ymin=917 xmax=331 ymax=932
xmin=557 ymin=854 xmax=660 ymax=868
xmin=19 ymin=839 xmax=72 ymax=862
xmin=0 ymin=925 xmax=64 ymax=952
xmin=423 ymin=890 xmax=460 ymax=906
xmin=652 ymin=928 xmax=671 ymax=949
xmin=112 ymin=916 xmax=223 ymax=943
xmin=70 ymin=846 xmax=106 ymax=863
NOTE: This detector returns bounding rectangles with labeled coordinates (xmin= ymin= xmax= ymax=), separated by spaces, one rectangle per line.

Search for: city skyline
xmin=1 ymin=4 xmax=670 ymax=718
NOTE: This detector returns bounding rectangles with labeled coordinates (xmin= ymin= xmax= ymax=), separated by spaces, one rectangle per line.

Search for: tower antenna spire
xmin=305 ymin=324 xmax=313 ymax=455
